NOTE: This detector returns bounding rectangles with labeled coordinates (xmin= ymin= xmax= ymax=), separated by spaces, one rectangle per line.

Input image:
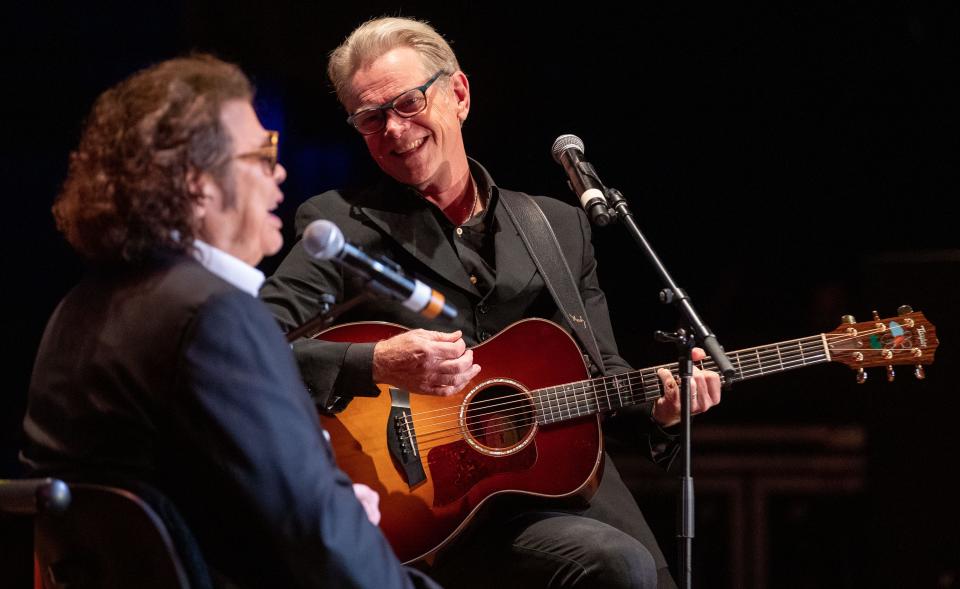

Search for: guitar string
xmin=409 ymin=351 xmax=833 ymax=447
xmin=408 ymin=342 xmax=912 ymax=451
xmin=432 ymin=346 xmax=928 ymax=450
xmin=406 ymin=342 xmax=821 ymax=429
xmin=440 ymin=339 xmax=925 ymax=443
xmin=388 ymin=328 xmax=922 ymax=447
xmin=400 ymin=334 xmax=826 ymax=425
xmin=397 ymin=326 xmax=898 ymax=430
xmin=410 ymin=352 xmax=832 ymax=452
xmin=397 ymin=325 xmax=906 ymax=427
xmin=407 ymin=344 xmax=917 ymax=447
xmin=397 ymin=328 xmax=912 ymax=441
xmin=410 ymin=351 xmax=828 ymax=442
xmin=410 ymin=344 xmax=927 ymax=452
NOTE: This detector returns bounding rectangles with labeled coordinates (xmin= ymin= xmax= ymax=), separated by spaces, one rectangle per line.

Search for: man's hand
xmin=652 ymin=347 xmax=722 ymax=427
xmin=372 ymin=329 xmax=481 ymax=396
xmin=352 ymin=483 xmax=381 ymax=526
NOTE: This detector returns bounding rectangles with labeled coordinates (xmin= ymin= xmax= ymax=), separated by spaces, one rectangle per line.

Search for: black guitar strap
xmin=498 ymin=190 xmax=606 ymax=376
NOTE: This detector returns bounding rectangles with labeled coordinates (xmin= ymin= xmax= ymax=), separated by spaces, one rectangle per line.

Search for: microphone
xmin=551 ymin=134 xmax=611 ymax=226
xmin=302 ymin=220 xmax=457 ymax=321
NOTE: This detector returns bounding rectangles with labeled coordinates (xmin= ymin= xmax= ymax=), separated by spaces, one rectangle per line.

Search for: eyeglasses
xmin=347 ymin=71 xmax=450 ymax=135
xmin=234 ymin=130 xmax=279 ymax=174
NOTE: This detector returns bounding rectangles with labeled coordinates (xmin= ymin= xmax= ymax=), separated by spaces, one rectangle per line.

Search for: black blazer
xmin=23 ymin=253 xmax=430 ymax=588
xmin=260 ymin=161 xmax=673 ymax=460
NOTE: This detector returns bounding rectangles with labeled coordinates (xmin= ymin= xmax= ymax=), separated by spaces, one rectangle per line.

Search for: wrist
xmin=651 ymin=400 xmax=679 ymax=429
xmin=372 ymin=340 xmax=385 ymax=382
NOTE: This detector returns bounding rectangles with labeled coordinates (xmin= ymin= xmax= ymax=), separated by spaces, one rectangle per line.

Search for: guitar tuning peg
xmin=914 ymin=365 xmax=926 ymax=380
xmin=841 ymin=314 xmax=857 ymax=324
xmin=872 ymin=310 xmax=881 ymax=321
xmin=886 ymin=365 xmax=895 ymax=382
xmin=856 ymin=367 xmax=867 ymax=384
xmin=898 ymin=305 xmax=914 ymax=316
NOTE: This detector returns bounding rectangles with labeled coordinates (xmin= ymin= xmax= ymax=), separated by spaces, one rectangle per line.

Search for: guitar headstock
xmin=826 ymin=305 xmax=938 ymax=383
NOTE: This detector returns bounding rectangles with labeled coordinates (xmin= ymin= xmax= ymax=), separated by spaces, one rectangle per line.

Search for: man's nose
xmin=383 ymin=110 xmax=410 ymax=137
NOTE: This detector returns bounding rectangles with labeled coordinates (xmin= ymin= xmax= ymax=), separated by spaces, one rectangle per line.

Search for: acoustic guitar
xmin=316 ymin=307 xmax=938 ymax=563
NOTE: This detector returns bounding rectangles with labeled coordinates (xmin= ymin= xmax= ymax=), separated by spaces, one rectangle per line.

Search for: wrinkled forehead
xmin=344 ymin=47 xmax=433 ymax=110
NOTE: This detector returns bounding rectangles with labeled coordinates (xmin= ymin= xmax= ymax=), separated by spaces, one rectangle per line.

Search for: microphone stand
xmin=285 ymin=292 xmax=373 ymax=343
xmin=602 ymin=187 xmax=735 ymax=589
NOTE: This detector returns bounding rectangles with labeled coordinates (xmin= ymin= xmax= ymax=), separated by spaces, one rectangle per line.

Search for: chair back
xmin=34 ymin=483 xmax=194 ymax=589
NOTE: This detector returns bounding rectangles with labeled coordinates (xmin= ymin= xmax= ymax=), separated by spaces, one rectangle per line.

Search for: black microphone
xmin=302 ymin=220 xmax=458 ymax=321
xmin=551 ymin=134 xmax=611 ymax=226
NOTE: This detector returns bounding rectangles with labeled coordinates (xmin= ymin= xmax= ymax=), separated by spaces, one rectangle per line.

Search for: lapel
xmin=357 ymin=182 xmax=480 ymax=296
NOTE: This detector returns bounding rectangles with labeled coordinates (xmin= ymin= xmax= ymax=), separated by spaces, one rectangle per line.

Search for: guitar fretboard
xmin=533 ymin=334 xmax=829 ymax=425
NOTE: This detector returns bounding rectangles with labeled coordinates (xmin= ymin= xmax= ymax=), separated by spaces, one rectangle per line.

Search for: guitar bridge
xmin=387 ymin=388 xmax=426 ymax=488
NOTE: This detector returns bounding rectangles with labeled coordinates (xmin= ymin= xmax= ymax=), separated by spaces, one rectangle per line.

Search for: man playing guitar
xmin=261 ymin=16 xmax=722 ymax=589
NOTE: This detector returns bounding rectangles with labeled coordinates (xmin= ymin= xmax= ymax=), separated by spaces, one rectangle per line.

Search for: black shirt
xmin=428 ymin=169 xmax=499 ymax=298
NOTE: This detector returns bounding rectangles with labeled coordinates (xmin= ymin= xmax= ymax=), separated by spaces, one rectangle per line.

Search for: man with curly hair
xmin=22 ymin=54 xmax=438 ymax=588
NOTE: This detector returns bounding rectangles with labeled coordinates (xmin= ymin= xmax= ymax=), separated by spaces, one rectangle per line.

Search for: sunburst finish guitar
xmin=316 ymin=308 xmax=938 ymax=564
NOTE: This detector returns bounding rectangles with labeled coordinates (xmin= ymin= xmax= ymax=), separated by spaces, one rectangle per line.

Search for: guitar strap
xmin=498 ymin=190 xmax=606 ymax=376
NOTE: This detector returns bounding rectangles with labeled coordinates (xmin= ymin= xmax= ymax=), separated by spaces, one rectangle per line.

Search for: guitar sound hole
xmin=464 ymin=384 xmax=535 ymax=452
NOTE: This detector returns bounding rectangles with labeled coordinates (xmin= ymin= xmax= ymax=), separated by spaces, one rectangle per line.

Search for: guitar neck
xmin=534 ymin=333 xmax=830 ymax=425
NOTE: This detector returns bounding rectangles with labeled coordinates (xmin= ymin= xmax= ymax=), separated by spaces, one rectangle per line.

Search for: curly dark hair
xmin=53 ymin=54 xmax=253 ymax=263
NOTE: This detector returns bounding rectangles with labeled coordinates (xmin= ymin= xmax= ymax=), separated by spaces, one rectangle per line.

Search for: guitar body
xmin=317 ymin=318 xmax=604 ymax=564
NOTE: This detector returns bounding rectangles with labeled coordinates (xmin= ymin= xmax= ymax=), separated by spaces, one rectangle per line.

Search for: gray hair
xmin=328 ymin=17 xmax=460 ymax=106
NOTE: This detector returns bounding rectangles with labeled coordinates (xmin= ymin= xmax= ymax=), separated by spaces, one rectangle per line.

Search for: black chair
xmin=2 ymin=479 xmax=212 ymax=589
xmin=0 ymin=478 xmax=72 ymax=589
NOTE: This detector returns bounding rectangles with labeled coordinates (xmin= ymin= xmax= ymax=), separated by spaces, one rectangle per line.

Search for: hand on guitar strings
xmin=651 ymin=347 xmax=723 ymax=428
xmin=372 ymin=329 xmax=482 ymax=396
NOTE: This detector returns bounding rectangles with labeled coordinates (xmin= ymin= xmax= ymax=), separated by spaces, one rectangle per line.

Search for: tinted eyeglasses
xmin=347 ymin=71 xmax=450 ymax=135
xmin=234 ymin=130 xmax=279 ymax=174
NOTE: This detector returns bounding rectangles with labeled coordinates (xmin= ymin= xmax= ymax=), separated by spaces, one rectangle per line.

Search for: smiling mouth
xmin=394 ymin=136 xmax=427 ymax=155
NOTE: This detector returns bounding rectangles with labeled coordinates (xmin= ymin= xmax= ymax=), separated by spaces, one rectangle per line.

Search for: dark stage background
xmin=3 ymin=2 xmax=958 ymax=587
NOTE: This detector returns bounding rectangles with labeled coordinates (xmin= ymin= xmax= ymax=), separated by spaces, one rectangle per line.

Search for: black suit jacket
xmin=260 ymin=161 xmax=675 ymax=462
xmin=22 ymin=253 xmax=431 ymax=588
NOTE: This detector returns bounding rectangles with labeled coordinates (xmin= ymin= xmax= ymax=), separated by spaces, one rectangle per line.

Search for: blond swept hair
xmin=328 ymin=17 xmax=460 ymax=106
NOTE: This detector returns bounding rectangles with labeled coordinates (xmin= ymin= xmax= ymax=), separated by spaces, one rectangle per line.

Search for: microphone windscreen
xmin=551 ymin=134 xmax=585 ymax=163
xmin=302 ymin=219 xmax=345 ymax=260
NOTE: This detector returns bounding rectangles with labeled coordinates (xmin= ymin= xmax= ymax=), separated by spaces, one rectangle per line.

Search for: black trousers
xmin=426 ymin=453 xmax=676 ymax=589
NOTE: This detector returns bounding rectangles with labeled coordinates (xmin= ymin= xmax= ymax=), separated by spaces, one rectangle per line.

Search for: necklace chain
xmin=469 ymin=183 xmax=480 ymax=217
xmin=461 ymin=181 xmax=480 ymax=225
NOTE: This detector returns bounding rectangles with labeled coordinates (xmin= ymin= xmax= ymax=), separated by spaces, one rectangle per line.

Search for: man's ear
xmin=450 ymin=70 xmax=471 ymax=124
xmin=187 ymin=168 xmax=217 ymax=221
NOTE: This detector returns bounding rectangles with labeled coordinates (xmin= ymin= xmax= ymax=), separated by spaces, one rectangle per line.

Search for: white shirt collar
xmin=192 ymin=240 xmax=265 ymax=297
